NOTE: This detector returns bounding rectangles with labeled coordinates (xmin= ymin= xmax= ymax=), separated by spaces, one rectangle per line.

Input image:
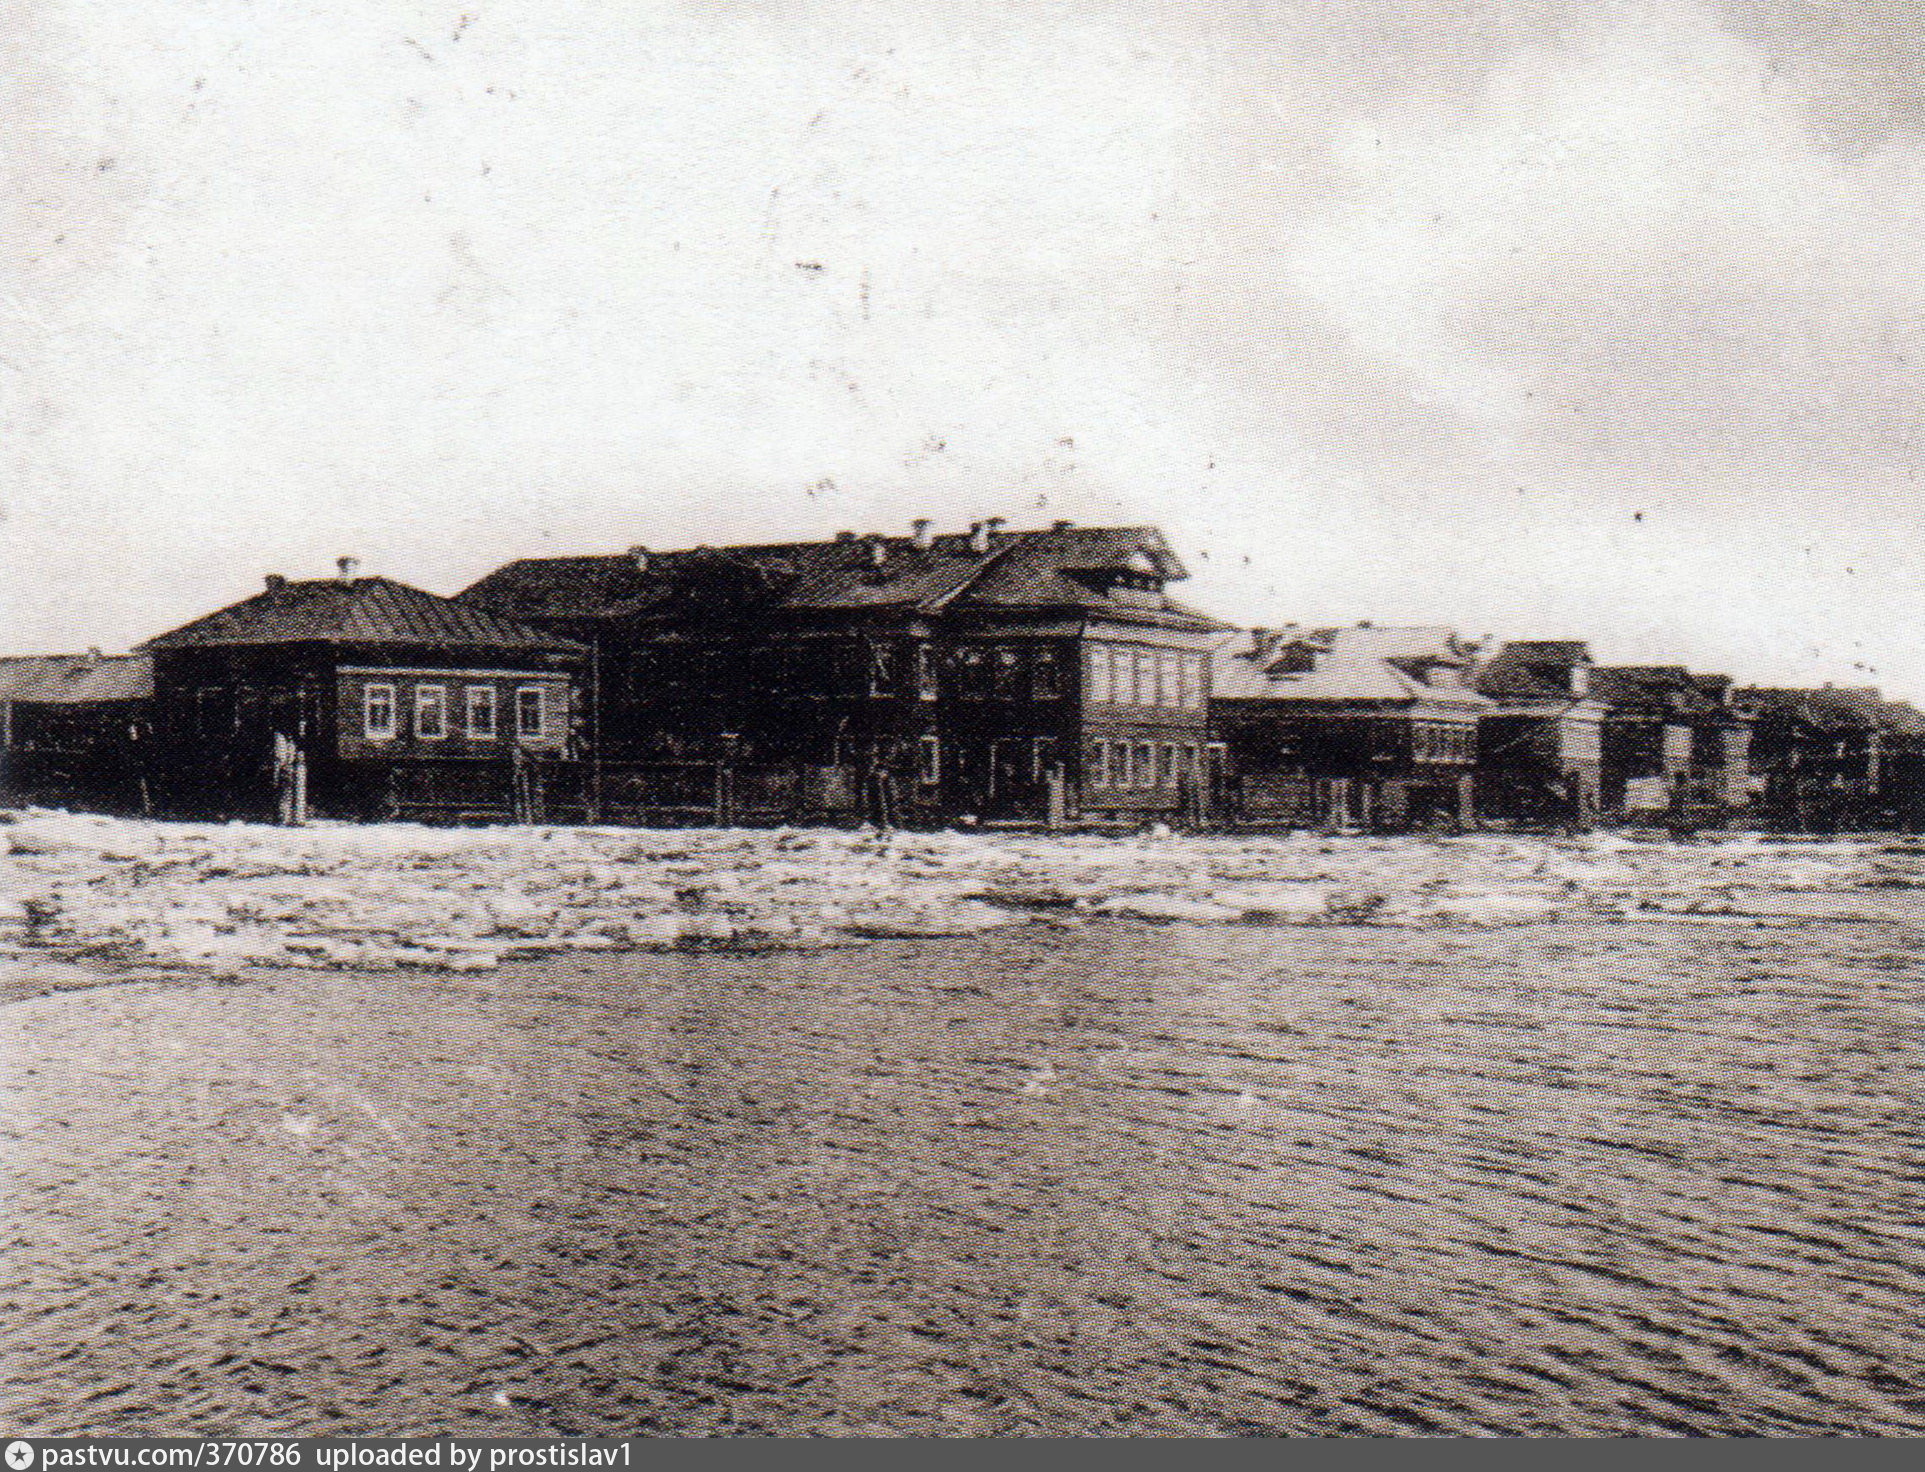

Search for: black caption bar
xmin=3 ymin=1444 xmax=637 ymax=1471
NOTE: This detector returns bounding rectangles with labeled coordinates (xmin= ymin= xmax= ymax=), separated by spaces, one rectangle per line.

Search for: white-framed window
xmin=1088 ymin=645 xmax=1111 ymax=705
xmin=1134 ymin=651 xmax=1154 ymax=707
xmin=1161 ymin=743 xmax=1179 ymax=785
xmin=466 ymin=685 xmax=497 ymax=739
xmin=1116 ymin=740 xmax=1133 ymax=789
xmin=415 ymin=684 xmax=447 ymax=740
xmin=1183 ymin=743 xmax=1201 ymax=782
xmin=363 ymin=683 xmax=396 ymax=741
xmin=1136 ymin=740 xmax=1156 ymax=789
xmin=1158 ymin=654 xmax=1179 ymax=709
xmin=516 ymin=685 xmax=546 ymax=738
xmin=918 ymin=734 xmax=941 ymax=786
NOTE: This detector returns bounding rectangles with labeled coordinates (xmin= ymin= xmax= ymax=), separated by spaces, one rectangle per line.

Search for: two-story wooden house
xmin=458 ymin=520 xmax=1221 ymax=825
xmin=1469 ymin=641 xmax=1607 ymax=827
xmin=1209 ymin=625 xmax=1489 ymax=830
xmin=139 ymin=561 xmax=582 ymax=823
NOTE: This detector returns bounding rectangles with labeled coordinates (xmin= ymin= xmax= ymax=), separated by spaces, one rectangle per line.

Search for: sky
xmin=4 ymin=0 xmax=1924 ymax=695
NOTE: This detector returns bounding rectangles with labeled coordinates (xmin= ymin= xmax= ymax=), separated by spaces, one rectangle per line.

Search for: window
xmin=1089 ymin=738 xmax=1110 ymax=789
xmin=1088 ymin=646 xmax=1111 ymax=705
xmin=1180 ymin=655 xmax=1204 ymax=711
xmin=1032 ymin=649 xmax=1061 ymax=700
xmin=364 ymin=683 xmax=396 ymax=741
xmin=1136 ymin=741 xmax=1156 ymax=789
xmin=1135 ymin=652 xmax=1154 ymax=708
xmin=1161 ymin=743 xmax=1179 ymax=785
xmin=918 ymin=734 xmax=941 ymax=786
xmin=466 ymin=685 xmax=496 ymax=739
xmin=1159 ymin=654 xmax=1179 ymax=709
xmin=1111 ymin=648 xmax=1131 ymax=705
xmin=866 ymin=640 xmax=899 ymax=698
xmin=956 ymin=647 xmax=987 ymax=700
xmin=1116 ymin=740 xmax=1133 ymax=789
xmin=516 ymin=685 xmax=546 ymax=739
xmin=1183 ymin=744 xmax=1201 ymax=782
xmin=992 ymin=646 xmax=1025 ymax=700
xmin=415 ymin=685 xmax=447 ymax=740
xmin=1032 ymin=738 xmax=1054 ymax=782
xmin=915 ymin=645 xmax=939 ymax=701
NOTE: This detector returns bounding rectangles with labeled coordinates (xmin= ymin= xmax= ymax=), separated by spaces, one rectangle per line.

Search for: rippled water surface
xmin=3 ymin=837 xmax=1925 ymax=1435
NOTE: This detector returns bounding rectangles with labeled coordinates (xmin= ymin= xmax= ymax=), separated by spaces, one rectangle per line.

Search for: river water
xmin=3 ymin=874 xmax=1922 ymax=1435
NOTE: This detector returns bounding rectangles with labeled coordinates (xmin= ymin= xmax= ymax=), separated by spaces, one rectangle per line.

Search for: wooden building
xmin=458 ymin=520 xmax=1220 ymax=826
xmin=0 ymin=653 xmax=154 ymax=814
xmin=1589 ymin=666 xmax=1751 ymax=825
xmin=139 ymin=560 xmax=582 ymax=823
xmin=1469 ymin=641 xmax=1607 ymax=827
xmin=1210 ymin=625 xmax=1488 ymax=830
xmin=1735 ymin=685 xmax=1907 ymax=832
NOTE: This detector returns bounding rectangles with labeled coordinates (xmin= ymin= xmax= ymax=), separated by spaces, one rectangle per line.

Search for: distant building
xmin=459 ymin=521 xmax=1221 ymax=826
xmin=139 ymin=561 xmax=581 ymax=823
xmin=1589 ymin=666 xmax=1751 ymax=824
xmin=1469 ymin=641 xmax=1607 ymax=827
xmin=1210 ymin=625 xmax=1488 ymax=829
xmin=0 ymin=653 xmax=154 ymax=814
xmin=1733 ymin=685 xmax=1923 ymax=832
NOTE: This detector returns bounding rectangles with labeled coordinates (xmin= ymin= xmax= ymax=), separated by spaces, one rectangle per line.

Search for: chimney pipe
xmin=985 ymin=516 xmax=1007 ymax=536
xmin=628 ymin=544 xmax=650 ymax=573
xmin=1052 ymin=518 xmax=1074 ymax=531
xmin=336 ymin=556 xmax=359 ymax=584
xmin=967 ymin=521 xmax=989 ymax=554
xmin=264 ymin=574 xmax=287 ymax=592
xmin=865 ymin=534 xmax=887 ymax=568
xmin=910 ymin=518 xmax=933 ymax=550
xmin=835 ymin=530 xmax=857 ymax=543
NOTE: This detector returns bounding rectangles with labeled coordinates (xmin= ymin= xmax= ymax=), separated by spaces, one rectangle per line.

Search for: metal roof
xmin=140 ymin=576 xmax=583 ymax=654
xmin=459 ymin=524 xmax=1215 ymax=629
xmin=0 ymin=654 xmax=154 ymax=703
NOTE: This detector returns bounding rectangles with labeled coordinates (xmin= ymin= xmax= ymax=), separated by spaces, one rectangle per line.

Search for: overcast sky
xmin=5 ymin=1 xmax=1923 ymax=693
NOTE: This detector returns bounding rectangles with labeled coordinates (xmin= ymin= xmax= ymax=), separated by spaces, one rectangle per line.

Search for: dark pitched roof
xmin=1471 ymin=640 xmax=1593 ymax=703
xmin=139 ymin=576 xmax=582 ymax=654
xmin=0 ymin=653 xmax=153 ymax=703
xmin=459 ymin=523 xmax=1215 ymax=628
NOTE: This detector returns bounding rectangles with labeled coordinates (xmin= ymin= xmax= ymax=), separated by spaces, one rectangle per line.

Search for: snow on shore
xmin=0 ymin=810 xmax=1920 ymax=974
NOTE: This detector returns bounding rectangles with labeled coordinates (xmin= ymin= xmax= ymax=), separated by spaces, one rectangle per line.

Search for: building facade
xmin=139 ymin=562 xmax=581 ymax=823
xmin=1470 ymin=641 xmax=1607 ymax=827
xmin=459 ymin=521 xmax=1220 ymax=825
xmin=1210 ymin=625 xmax=1488 ymax=830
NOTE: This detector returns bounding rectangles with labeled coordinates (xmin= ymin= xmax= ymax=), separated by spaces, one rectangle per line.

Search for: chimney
xmin=264 ymin=574 xmax=287 ymax=592
xmin=628 ymin=544 xmax=650 ymax=573
xmin=86 ymin=647 xmax=101 ymax=664
xmin=336 ymin=556 xmax=360 ymax=583
xmin=864 ymin=534 xmax=887 ymax=568
xmin=985 ymin=516 xmax=1007 ymax=537
xmin=835 ymin=530 xmax=857 ymax=543
xmin=910 ymin=518 xmax=934 ymax=551
xmin=967 ymin=521 xmax=988 ymax=553
xmin=1052 ymin=518 xmax=1074 ymax=531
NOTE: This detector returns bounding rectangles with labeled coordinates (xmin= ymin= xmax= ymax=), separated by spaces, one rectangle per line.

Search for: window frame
xmin=465 ymin=684 xmax=497 ymax=740
xmin=515 ymin=685 xmax=546 ymax=739
xmin=1136 ymin=740 xmax=1156 ymax=790
xmin=363 ymin=683 xmax=397 ymax=742
xmin=1087 ymin=645 xmax=1111 ymax=706
xmin=414 ymin=684 xmax=448 ymax=741
xmin=917 ymin=733 xmax=941 ymax=787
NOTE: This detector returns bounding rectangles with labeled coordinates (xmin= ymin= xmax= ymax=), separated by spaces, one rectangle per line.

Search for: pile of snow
xmin=0 ymin=809 xmax=1913 ymax=976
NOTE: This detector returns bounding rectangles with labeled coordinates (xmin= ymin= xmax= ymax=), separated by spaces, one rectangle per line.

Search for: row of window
xmin=1086 ymin=738 xmax=1203 ymax=791
xmin=1411 ymin=722 xmax=1476 ymax=764
xmin=1085 ymin=647 xmax=1206 ymax=711
xmin=363 ymin=683 xmax=549 ymax=742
